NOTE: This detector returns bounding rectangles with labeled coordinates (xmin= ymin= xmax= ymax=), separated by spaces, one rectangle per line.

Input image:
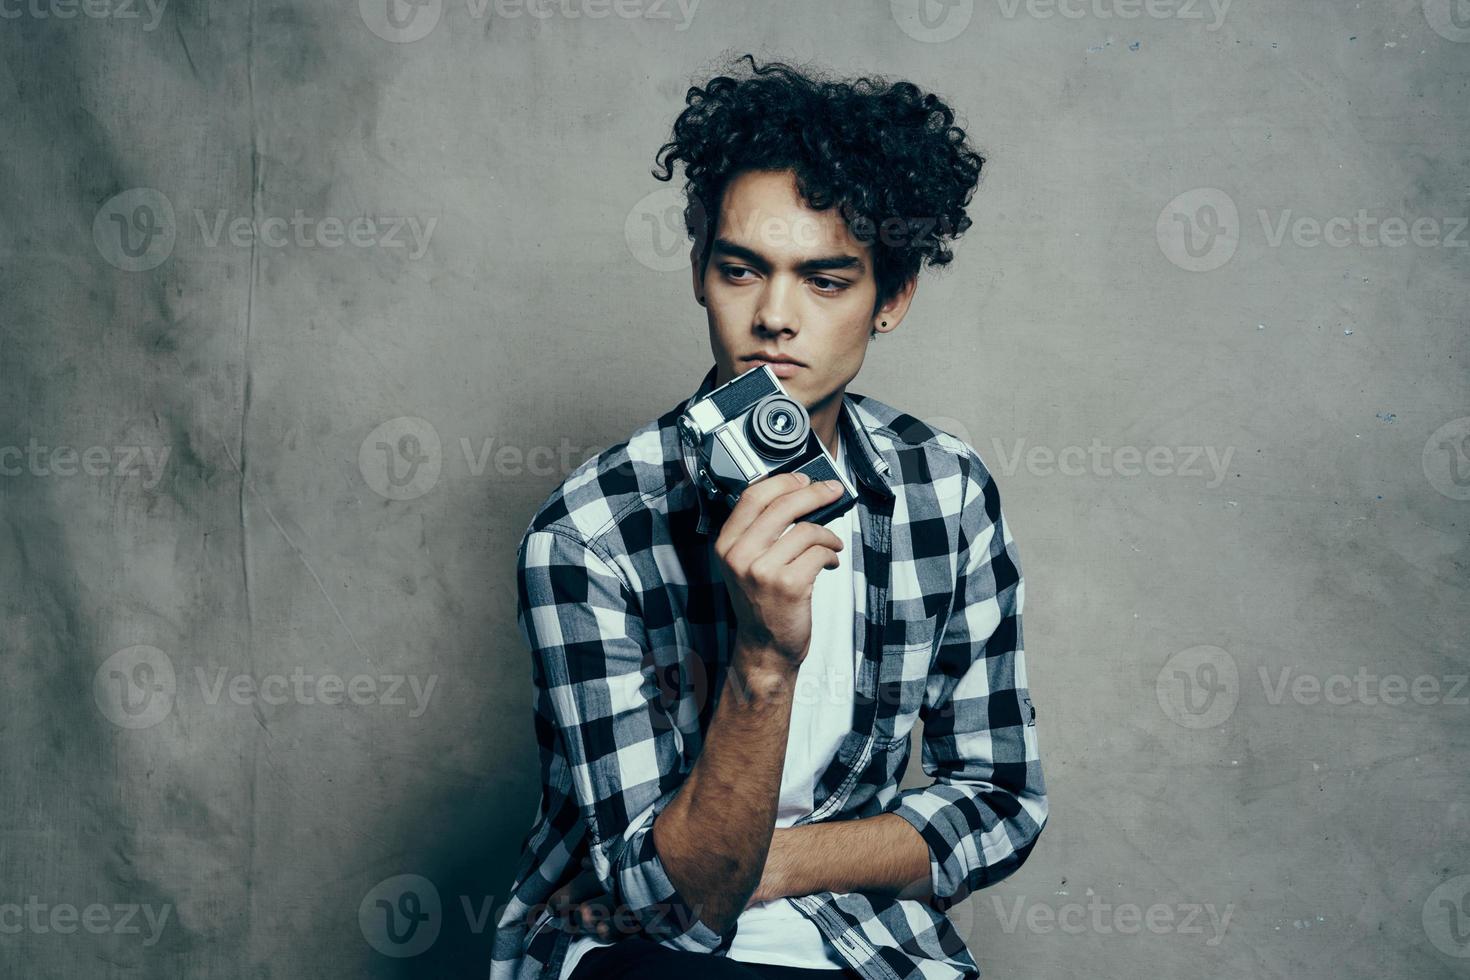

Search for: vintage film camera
xmin=676 ymin=363 xmax=858 ymax=526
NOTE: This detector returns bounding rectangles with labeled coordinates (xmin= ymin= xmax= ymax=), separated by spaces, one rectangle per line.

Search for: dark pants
xmin=567 ymin=936 xmax=864 ymax=980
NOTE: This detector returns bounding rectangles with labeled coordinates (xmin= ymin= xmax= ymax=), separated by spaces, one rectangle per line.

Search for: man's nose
xmin=754 ymin=278 xmax=798 ymax=335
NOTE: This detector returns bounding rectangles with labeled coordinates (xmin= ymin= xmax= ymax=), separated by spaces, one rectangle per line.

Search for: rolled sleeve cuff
xmin=883 ymin=784 xmax=984 ymax=907
xmin=606 ymin=820 xmax=727 ymax=952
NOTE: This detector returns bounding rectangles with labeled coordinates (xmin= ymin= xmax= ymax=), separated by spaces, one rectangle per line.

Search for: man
xmin=490 ymin=55 xmax=1047 ymax=980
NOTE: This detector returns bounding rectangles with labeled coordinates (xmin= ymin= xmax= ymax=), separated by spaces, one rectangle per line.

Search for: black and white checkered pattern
xmin=490 ymin=364 xmax=1047 ymax=980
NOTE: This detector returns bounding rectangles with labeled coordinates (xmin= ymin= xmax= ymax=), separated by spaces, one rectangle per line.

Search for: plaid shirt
xmin=490 ymin=364 xmax=1047 ymax=980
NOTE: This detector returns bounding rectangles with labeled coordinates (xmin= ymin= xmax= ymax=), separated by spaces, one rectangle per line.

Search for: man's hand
xmin=714 ymin=470 xmax=847 ymax=671
xmin=536 ymin=858 xmax=615 ymax=940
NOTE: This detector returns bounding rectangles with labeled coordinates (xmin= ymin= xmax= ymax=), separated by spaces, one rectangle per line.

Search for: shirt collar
xmin=676 ymin=363 xmax=894 ymax=535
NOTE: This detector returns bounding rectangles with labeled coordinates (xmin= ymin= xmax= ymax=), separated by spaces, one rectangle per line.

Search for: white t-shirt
xmin=559 ymin=430 xmax=858 ymax=978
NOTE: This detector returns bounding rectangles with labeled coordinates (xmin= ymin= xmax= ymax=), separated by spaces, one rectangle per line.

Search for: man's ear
xmin=872 ymin=275 xmax=918 ymax=336
xmin=691 ymin=242 xmax=705 ymax=307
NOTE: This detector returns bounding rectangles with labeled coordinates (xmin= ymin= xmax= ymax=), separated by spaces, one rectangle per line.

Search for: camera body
xmin=677 ymin=363 xmax=858 ymax=526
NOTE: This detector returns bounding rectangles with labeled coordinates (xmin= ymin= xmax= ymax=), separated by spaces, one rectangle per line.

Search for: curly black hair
xmin=652 ymin=53 xmax=985 ymax=323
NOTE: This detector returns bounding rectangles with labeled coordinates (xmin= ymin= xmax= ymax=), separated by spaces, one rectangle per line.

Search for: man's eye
xmin=723 ymin=266 xmax=754 ymax=282
xmin=811 ymin=276 xmax=846 ymax=293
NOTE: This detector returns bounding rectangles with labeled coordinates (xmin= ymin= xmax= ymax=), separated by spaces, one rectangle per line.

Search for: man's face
xmin=694 ymin=169 xmax=912 ymax=413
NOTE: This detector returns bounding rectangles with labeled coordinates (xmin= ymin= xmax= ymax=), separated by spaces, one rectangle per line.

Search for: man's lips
xmin=746 ymin=357 xmax=804 ymax=377
xmin=743 ymin=354 xmax=806 ymax=366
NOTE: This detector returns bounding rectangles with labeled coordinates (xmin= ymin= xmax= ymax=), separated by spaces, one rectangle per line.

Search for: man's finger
xmin=578 ymin=899 xmax=615 ymax=939
xmin=715 ymin=471 xmax=810 ymax=551
xmin=752 ymin=520 xmax=844 ymax=570
xmin=782 ymin=544 xmax=842 ymax=584
xmin=547 ymin=867 xmax=601 ymax=910
xmin=725 ymin=480 xmax=846 ymax=568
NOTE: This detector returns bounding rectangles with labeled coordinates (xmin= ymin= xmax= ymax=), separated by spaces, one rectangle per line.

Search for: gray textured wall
xmin=1 ymin=1 xmax=1467 ymax=977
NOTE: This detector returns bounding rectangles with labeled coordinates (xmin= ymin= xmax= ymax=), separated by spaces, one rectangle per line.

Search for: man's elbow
xmin=889 ymin=779 xmax=1047 ymax=910
xmin=594 ymin=810 xmax=739 ymax=950
xmin=951 ymin=785 xmax=1049 ymax=903
xmin=648 ymin=812 xmax=751 ymax=936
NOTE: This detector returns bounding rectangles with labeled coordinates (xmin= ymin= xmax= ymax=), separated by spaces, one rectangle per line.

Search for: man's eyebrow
xmin=711 ymin=238 xmax=865 ymax=274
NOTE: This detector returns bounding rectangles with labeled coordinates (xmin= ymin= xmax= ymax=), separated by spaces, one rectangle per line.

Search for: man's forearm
xmin=756 ymin=813 xmax=934 ymax=905
xmin=651 ymin=639 xmax=798 ymax=935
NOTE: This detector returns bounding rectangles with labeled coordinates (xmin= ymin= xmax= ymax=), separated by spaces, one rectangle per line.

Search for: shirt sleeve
xmin=881 ymin=452 xmax=1049 ymax=910
xmin=516 ymin=526 xmax=727 ymax=952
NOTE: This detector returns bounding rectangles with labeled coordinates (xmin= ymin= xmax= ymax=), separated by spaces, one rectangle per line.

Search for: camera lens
xmin=746 ymin=394 xmax=809 ymax=460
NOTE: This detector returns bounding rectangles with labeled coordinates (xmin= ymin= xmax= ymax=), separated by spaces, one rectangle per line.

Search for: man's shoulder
xmin=518 ymin=406 xmax=683 ymax=555
xmin=846 ymin=389 xmax=997 ymax=488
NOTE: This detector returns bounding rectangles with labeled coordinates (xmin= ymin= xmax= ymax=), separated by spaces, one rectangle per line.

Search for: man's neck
xmin=807 ymin=386 xmax=844 ymax=460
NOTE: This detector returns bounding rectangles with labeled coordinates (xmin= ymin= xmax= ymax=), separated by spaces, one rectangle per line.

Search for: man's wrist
xmin=764 ymin=828 xmax=791 ymax=899
xmin=729 ymin=636 xmax=799 ymax=703
xmin=762 ymin=816 xmax=935 ymax=903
